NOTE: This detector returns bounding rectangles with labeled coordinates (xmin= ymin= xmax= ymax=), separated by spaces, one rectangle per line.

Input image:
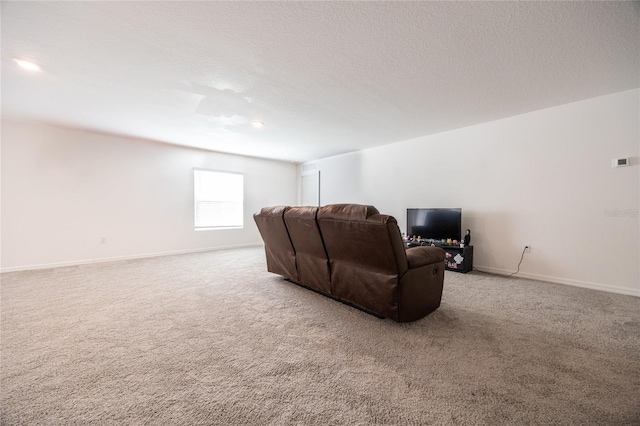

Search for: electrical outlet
xmin=524 ymin=245 xmax=531 ymax=253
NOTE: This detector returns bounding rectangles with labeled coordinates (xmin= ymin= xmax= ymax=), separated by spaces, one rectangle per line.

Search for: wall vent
xmin=302 ymin=162 xmax=317 ymax=173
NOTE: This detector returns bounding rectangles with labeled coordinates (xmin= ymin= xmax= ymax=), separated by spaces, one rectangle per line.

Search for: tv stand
xmin=406 ymin=242 xmax=473 ymax=273
xmin=442 ymin=245 xmax=473 ymax=273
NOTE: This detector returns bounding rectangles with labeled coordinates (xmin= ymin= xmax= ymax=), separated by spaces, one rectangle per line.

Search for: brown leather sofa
xmin=254 ymin=204 xmax=446 ymax=322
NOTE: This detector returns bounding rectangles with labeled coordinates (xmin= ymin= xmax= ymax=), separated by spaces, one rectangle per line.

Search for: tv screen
xmin=407 ymin=208 xmax=462 ymax=242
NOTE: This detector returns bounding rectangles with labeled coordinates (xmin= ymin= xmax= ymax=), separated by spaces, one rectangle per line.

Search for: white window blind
xmin=194 ymin=169 xmax=243 ymax=229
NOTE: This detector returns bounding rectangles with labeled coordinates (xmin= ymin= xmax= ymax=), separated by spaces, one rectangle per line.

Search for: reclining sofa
xmin=253 ymin=204 xmax=446 ymax=322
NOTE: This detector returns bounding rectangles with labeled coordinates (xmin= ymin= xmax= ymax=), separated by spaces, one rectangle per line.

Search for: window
xmin=194 ymin=169 xmax=243 ymax=229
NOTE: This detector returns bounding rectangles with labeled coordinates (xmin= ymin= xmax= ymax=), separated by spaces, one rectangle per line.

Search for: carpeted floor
xmin=1 ymin=246 xmax=639 ymax=425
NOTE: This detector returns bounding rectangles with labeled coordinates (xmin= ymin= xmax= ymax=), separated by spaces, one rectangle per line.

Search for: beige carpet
xmin=1 ymin=246 xmax=639 ymax=425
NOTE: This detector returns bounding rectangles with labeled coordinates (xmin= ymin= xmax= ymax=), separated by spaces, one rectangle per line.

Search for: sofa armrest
xmin=406 ymin=246 xmax=446 ymax=269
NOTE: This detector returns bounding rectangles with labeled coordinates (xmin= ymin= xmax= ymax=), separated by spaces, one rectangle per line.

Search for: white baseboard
xmin=0 ymin=243 xmax=263 ymax=273
xmin=473 ymin=265 xmax=640 ymax=297
xmin=4 ymin=251 xmax=637 ymax=298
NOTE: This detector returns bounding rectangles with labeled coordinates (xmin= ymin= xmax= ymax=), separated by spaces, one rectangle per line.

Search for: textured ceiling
xmin=2 ymin=1 xmax=639 ymax=163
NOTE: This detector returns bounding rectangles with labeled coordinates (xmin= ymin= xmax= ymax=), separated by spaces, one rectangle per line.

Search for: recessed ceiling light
xmin=251 ymin=120 xmax=264 ymax=128
xmin=14 ymin=58 xmax=41 ymax=72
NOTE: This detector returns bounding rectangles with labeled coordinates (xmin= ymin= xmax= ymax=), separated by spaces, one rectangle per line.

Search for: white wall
xmin=1 ymin=120 xmax=297 ymax=271
xmin=306 ymin=89 xmax=640 ymax=296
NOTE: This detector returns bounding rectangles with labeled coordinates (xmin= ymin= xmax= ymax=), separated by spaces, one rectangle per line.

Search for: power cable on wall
xmin=473 ymin=246 xmax=528 ymax=278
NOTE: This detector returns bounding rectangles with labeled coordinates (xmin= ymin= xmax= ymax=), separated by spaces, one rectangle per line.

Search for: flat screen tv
xmin=407 ymin=208 xmax=462 ymax=242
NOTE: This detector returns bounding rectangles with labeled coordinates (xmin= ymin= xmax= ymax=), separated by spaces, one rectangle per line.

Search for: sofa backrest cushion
xmin=253 ymin=206 xmax=298 ymax=282
xmin=317 ymin=204 xmax=409 ymax=317
xmin=317 ymin=203 xmax=380 ymax=222
xmin=284 ymin=206 xmax=331 ymax=294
